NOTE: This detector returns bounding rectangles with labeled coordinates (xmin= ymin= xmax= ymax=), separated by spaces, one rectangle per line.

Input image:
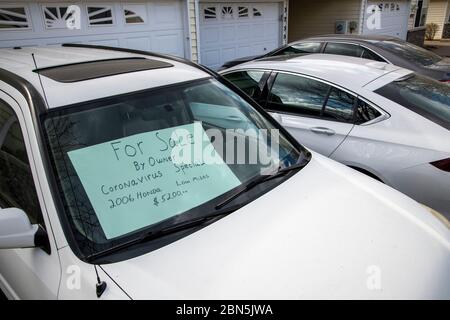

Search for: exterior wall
xmin=407 ymin=0 xmax=427 ymax=46
xmin=426 ymin=0 xmax=449 ymax=39
xmin=288 ymin=0 xmax=362 ymax=41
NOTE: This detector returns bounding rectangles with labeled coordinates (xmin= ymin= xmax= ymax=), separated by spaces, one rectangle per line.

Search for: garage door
xmin=0 ymin=1 xmax=186 ymax=57
xmin=363 ymin=1 xmax=410 ymax=39
xmin=199 ymin=3 xmax=281 ymax=69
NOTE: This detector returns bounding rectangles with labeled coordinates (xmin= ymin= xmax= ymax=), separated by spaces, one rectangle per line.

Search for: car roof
xmin=0 ymin=46 xmax=210 ymax=108
xmin=223 ymin=54 xmax=412 ymax=91
xmin=296 ymin=34 xmax=400 ymax=43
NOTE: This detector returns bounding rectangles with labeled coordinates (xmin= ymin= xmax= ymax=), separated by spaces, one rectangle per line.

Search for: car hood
xmin=102 ymin=154 xmax=450 ymax=299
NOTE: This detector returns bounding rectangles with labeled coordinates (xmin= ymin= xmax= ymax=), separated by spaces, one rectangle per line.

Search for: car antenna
xmin=31 ymin=52 xmax=107 ymax=298
xmin=94 ymin=265 xmax=108 ymax=298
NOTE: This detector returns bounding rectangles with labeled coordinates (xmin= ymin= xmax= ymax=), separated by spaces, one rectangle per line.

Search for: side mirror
xmin=0 ymin=208 xmax=50 ymax=253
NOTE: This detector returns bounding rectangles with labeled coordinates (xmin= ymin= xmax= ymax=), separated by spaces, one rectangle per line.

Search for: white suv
xmin=0 ymin=45 xmax=449 ymax=299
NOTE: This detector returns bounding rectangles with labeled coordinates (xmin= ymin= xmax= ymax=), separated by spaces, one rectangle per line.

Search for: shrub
xmin=425 ymin=23 xmax=439 ymax=40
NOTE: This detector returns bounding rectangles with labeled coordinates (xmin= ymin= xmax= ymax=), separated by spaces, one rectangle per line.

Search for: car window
xmin=375 ymin=41 xmax=442 ymax=66
xmin=354 ymin=99 xmax=382 ymax=124
xmin=277 ymin=42 xmax=322 ymax=55
xmin=375 ymin=74 xmax=450 ymax=130
xmin=0 ymin=100 xmax=44 ymax=225
xmin=268 ymin=73 xmax=330 ymax=117
xmin=361 ymin=49 xmax=386 ymax=62
xmin=324 ymin=43 xmax=364 ymax=58
xmin=323 ymin=88 xmax=355 ymax=122
xmin=42 ymin=78 xmax=304 ymax=258
xmin=223 ymin=70 xmax=265 ymax=100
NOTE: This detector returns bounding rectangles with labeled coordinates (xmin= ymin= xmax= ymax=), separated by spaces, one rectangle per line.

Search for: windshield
xmin=41 ymin=78 xmax=305 ymax=261
xmin=376 ymin=40 xmax=442 ymax=66
xmin=375 ymin=74 xmax=450 ymax=130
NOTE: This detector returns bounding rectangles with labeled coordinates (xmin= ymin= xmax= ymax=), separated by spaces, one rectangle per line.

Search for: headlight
xmin=422 ymin=205 xmax=450 ymax=229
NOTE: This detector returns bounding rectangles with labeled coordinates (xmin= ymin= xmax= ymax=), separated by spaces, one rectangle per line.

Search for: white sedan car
xmin=0 ymin=46 xmax=448 ymax=299
xmin=221 ymin=54 xmax=450 ymax=218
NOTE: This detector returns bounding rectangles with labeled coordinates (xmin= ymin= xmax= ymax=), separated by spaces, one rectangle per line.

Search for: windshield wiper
xmin=87 ymin=204 xmax=241 ymax=262
xmin=215 ymin=160 xmax=307 ymax=210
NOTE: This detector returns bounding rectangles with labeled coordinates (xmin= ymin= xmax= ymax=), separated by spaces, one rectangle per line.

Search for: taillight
xmin=439 ymin=79 xmax=450 ymax=83
xmin=430 ymin=158 xmax=450 ymax=172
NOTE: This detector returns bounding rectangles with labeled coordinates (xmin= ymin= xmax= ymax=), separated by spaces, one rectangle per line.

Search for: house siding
xmin=426 ymin=0 xmax=449 ymax=39
xmin=188 ymin=0 xmax=199 ymax=62
xmin=288 ymin=0 xmax=362 ymax=41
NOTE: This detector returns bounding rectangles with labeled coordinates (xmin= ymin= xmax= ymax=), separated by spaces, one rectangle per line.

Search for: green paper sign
xmin=68 ymin=122 xmax=241 ymax=239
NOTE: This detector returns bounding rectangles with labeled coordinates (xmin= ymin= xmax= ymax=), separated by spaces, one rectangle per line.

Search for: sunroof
xmin=34 ymin=57 xmax=173 ymax=83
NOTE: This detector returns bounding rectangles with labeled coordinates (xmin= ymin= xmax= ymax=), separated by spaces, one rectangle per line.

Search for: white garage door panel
xmin=0 ymin=1 xmax=186 ymax=57
xmin=200 ymin=2 xmax=281 ymax=69
xmin=363 ymin=1 xmax=409 ymax=39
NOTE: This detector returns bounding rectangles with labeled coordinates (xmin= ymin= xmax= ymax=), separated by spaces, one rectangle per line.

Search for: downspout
xmin=359 ymin=0 xmax=367 ymax=34
xmin=185 ymin=0 xmax=193 ymax=60
xmin=283 ymin=0 xmax=289 ymax=44
xmin=195 ymin=0 xmax=201 ymax=64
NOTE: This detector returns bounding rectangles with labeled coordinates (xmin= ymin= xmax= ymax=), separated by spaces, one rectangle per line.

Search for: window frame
xmin=323 ymin=41 xmax=390 ymax=63
xmin=276 ymin=42 xmax=324 ymax=56
xmin=266 ymin=71 xmax=333 ymax=120
xmin=323 ymin=42 xmax=365 ymax=58
xmin=0 ymin=96 xmax=48 ymax=233
xmin=0 ymin=4 xmax=32 ymax=31
xmin=86 ymin=4 xmax=115 ymax=27
xmin=221 ymin=69 xmax=271 ymax=103
xmin=257 ymin=70 xmax=388 ymax=125
xmin=123 ymin=3 xmax=148 ymax=25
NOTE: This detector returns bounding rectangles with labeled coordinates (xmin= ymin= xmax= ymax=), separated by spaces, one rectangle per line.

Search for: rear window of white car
xmin=375 ymin=74 xmax=450 ymax=130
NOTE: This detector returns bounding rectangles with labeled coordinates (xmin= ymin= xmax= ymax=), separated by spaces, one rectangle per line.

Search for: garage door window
xmin=0 ymin=6 xmax=30 ymax=29
xmin=42 ymin=6 xmax=74 ymax=29
xmin=221 ymin=6 xmax=233 ymax=19
xmin=238 ymin=6 xmax=249 ymax=18
xmin=253 ymin=7 xmax=262 ymax=17
xmin=204 ymin=6 xmax=217 ymax=20
xmin=124 ymin=5 xmax=146 ymax=24
xmin=87 ymin=6 xmax=114 ymax=26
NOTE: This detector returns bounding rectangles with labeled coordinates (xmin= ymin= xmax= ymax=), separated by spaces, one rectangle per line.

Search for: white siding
xmin=426 ymin=0 xmax=449 ymax=39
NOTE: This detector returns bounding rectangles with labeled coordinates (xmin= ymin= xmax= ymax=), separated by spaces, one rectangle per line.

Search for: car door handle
xmin=310 ymin=127 xmax=335 ymax=136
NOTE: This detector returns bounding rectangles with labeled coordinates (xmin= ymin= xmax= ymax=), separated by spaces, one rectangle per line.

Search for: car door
xmin=265 ymin=72 xmax=356 ymax=157
xmin=0 ymin=93 xmax=61 ymax=299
